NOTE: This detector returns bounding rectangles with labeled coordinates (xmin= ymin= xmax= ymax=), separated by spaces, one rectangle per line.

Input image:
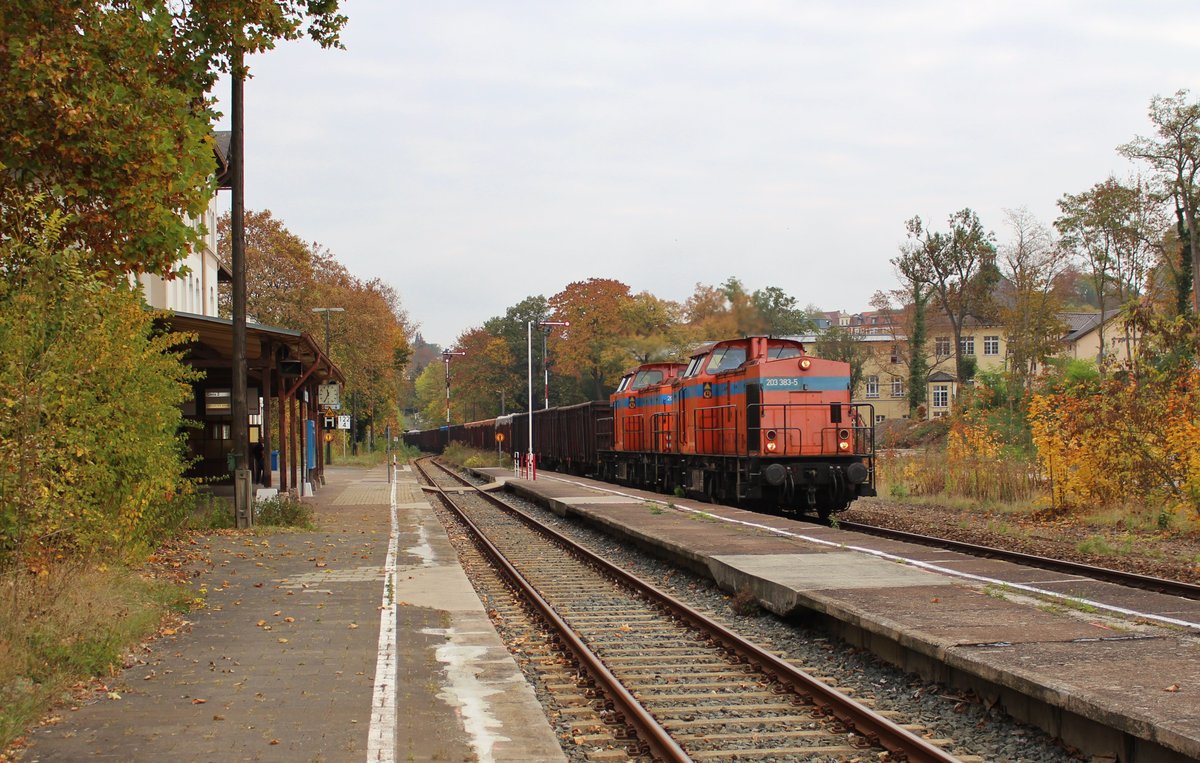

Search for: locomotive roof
xmin=687 ymin=336 xmax=805 ymax=358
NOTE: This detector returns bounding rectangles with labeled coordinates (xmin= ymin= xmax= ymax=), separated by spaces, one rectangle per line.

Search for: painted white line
xmin=538 ymin=473 xmax=1200 ymax=633
xmin=367 ymin=477 xmax=399 ymax=762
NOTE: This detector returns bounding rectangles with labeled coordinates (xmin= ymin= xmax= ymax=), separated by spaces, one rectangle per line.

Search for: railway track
xmin=415 ymin=458 xmax=962 ymax=762
xmin=835 ymin=519 xmax=1200 ymax=600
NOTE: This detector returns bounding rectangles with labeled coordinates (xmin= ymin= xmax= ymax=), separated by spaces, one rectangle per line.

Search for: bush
xmin=0 ymin=211 xmax=198 ymax=570
xmin=254 ymin=496 xmax=314 ymax=528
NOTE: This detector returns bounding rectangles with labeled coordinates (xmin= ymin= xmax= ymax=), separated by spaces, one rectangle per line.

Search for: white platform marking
xmin=367 ymin=478 xmax=399 ymax=762
xmin=538 ymin=473 xmax=1200 ymax=632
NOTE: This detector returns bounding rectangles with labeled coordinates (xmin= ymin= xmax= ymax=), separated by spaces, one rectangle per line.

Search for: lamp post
xmin=312 ymin=308 xmax=344 ymax=464
xmin=442 ymin=350 xmax=465 ymax=425
xmin=527 ymin=320 xmax=568 ymax=478
xmin=311 ymin=307 xmax=344 ymax=357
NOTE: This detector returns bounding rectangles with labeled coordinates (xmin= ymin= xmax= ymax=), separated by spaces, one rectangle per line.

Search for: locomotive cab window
xmin=616 ymin=376 xmax=631 ymax=392
xmin=707 ymin=346 xmax=746 ymax=373
xmin=631 ymin=370 xmax=664 ymax=389
xmin=768 ymin=346 xmax=800 ymax=360
xmin=683 ymin=356 xmax=705 ymax=378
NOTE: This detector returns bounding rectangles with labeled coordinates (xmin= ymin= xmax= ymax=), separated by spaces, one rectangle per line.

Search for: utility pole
xmin=526 ymin=320 xmax=568 ymax=478
xmin=442 ymin=350 xmax=465 ymax=424
xmin=230 ymin=44 xmax=250 ymax=528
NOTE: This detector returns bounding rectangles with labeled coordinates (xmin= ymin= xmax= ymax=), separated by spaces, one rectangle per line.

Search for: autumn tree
xmin=622 ymin=292 xmax=688 ymax=363
xmin=998 ymin=208 xmax=1069 ymax=395
xmin=0 ymin=1 xmax=345 ymax=277
xmin=683 ymin=278 xmax=810 ymax=340
xmin=1119 ymin=89 xmax=1200 ymax=313
xmin=446 ymin=328 xmax=516 ymax=421
xmin=1055 ymin=178 xmax=1158 ymax=367
xmin=894 ymin=209 xmax=998 ymax=383
xmin=218 ymin=210 xmax=411 ymax=440
xmin=684 ymin=282 xmax=740 ymax=340
xmin=549 ymin=278 xmax=635 ymax=400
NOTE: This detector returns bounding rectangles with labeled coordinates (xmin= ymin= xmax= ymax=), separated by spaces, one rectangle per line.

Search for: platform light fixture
xmin=527 ymin=320 xmax=569 ymax=478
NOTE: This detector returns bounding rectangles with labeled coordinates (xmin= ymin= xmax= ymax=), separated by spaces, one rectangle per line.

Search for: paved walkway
xmin=24 ymin=465 xmax=564 ymax=763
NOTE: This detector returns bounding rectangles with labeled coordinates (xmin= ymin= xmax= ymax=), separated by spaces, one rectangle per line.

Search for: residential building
xmin=843 ymin=307 xmax=1127 ymax=421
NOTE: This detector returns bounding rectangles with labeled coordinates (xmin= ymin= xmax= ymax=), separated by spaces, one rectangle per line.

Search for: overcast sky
xmin=212 ymin=1 xmax=1200 ymax=348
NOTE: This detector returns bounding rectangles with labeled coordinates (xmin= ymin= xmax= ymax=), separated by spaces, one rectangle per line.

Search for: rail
xmin=418 ymin=457 xmax=963 ymax=763
xmin=838 ymin=519 xmax=1200 ymax=601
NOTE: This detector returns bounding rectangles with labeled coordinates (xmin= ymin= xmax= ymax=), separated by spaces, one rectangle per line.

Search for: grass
xmin=254 ymin=495 xmax=315 ymax=528
xmin=185 ymin=492 xmax=314 ymax=530
xmin=0 ymin=561 xmax=191 ymax=751
xmin=332 ymin=448 xmax=392 ymax=468
xmin=876 ymin=448 xmax=1044 ymax=507
xmin=441 ymin=443 xmax=510 ymax=469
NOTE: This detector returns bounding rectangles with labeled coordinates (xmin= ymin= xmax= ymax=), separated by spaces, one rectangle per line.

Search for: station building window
xmin=865 ymin=375 xmax=879 ymax=398
xmin=934 ymin=336 xmax=951 ymax=357
xmin=960 ymin=336 xmax=975 ymax=356
xmin=891 ymin=377 xmax=904 ymax=397
xmin=984 ymin=335 xmax=1000 ymax=356
xmin=932 ymin=383 xmax=950 ymax=409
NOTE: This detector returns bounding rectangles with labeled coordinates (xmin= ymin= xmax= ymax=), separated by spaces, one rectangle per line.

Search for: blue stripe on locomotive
xmin=611 ymin=393 xmax=675 ymax=408
xmin=676 ymin=376 xmax=849 ymax=399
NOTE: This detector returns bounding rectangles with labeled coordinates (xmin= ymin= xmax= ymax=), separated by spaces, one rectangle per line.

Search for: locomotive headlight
xmin=798 ymin=358 xmax=812 ymax=371
xmin=838 ymin=440 xmax=850 ymax=451
xmin=766 ymin=441 xmax=777 ymax=452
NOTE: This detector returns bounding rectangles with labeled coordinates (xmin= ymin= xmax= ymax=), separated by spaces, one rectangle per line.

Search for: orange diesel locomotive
xmin=598 ymin=336 xmax=874 ymax=519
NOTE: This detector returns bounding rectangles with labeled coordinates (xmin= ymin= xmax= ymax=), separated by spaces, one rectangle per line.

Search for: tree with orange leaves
xmin=549 ymin=278 xmax=636 ymax=400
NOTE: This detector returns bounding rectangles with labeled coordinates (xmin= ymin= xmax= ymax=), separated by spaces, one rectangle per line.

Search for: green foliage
xmin=0 ymin=2 xmax=346 ymax=277
xmin=1037 ymin=357 xmax=1101 ymax=395
xmin=0 ymin=212 xmax=198 ymax=568
xmin=254 ymin=496 xmax=314 ymax=528
xmin=814 ymin=325 xmax=868 ymax=393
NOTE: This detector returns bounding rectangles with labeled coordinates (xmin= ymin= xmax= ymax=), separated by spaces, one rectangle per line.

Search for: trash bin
xmin=270 ymin=450 xmax=279 ymax=471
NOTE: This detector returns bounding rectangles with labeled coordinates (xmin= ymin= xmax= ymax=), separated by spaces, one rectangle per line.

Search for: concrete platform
xmin=24 ymin=465 xmax=566 ymax=763
xmin=476 ymin=467 xmax=1200 ymax=763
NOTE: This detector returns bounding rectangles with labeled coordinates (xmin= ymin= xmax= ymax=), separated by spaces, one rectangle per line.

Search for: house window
xmin=891 ymin=377 xmax=904 ymax=397
xmin=960 ymin=336 xmax=975 ymax=356
xmin=984 ymin=335 xmax=1000 ymax=356
xmin=865 ymin=375 xmax=879 ymax=398
xmin=875 ymin=414 xmax=886 ymax=423
xmin=932 ymin=384 xmax=950 ymax=408
xmin=890 ymin=344 xmax=900 ymax=364
xmin=934 ymin=336 xmax=951 ymax=357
